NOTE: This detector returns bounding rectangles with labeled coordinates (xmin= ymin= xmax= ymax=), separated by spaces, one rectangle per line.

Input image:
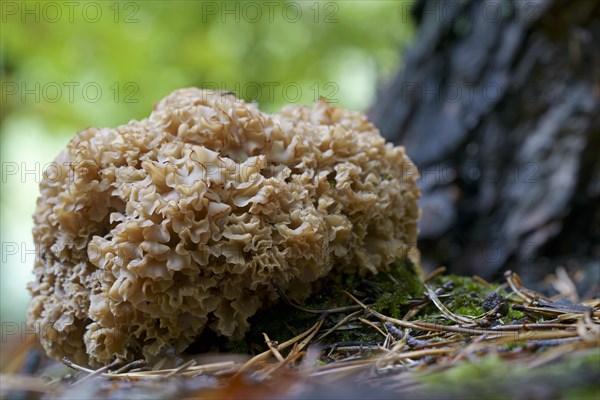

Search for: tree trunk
xmin=370 ymin=0 xmax=600 ymax=283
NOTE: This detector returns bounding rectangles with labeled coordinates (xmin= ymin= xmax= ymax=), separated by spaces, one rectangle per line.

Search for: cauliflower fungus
xmin=28 ymin=88 xmax=420 ymax=366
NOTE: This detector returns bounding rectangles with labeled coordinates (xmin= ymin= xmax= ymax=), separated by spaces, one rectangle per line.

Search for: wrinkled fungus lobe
xmin=28 ymin=88 xmax=420 ymax=366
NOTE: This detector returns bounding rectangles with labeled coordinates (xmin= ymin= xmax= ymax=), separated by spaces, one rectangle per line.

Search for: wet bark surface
xmin=370 ymin=0 xmax=600 ymax=283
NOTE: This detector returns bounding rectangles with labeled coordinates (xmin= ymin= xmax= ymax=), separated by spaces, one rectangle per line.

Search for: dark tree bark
xmin=370 ymin=0 xmax=600 ymax=283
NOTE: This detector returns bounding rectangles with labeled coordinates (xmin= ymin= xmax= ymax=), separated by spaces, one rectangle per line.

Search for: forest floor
xmin=1 ymin=265 xmax=599 ymax=399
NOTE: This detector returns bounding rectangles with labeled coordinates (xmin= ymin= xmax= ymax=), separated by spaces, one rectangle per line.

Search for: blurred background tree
xmin=0 ymin=1 xmax=415 ymax=323
xmin=370 ymin=0 xmax=599 ymax=289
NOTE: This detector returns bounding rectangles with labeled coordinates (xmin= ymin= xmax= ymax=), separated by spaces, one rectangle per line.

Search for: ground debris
xmin=1 ymin=268 xmax=598 ymax=399
xmin=481 ymin=291 xmax=509 ymax=315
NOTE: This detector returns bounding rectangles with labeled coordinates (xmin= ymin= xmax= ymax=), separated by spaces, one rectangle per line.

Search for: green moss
xmin=506 ymin=306 xmax=525 ymax=321
xmin=437 ymin=275 xmax=488 ymax=317
xmin=412 ymin=275 xmax=487 ymax=324
xmin=224 ymin=259 xmax=422 ymax=354
xmin=500 ymin=341 xmax=526 ymax=351
xmin=339 ymin=329 xmax=379 ymax=344
xmin=226 ymin=271 xmax=598 ymax=399
xmin=371 ymin=260 xmax=423 ymax=318
xmin=418 ymin=350 xmax=600 ymax=399
xmin=418 ymin=275 xmax=525 ymax=323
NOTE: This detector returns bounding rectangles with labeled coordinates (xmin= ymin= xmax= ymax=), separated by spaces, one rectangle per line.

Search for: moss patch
xmin=371 ymin=260 xmax=423 ymax=318
xmin=225 ymin=259 xmax=422 ymax=354
xmin=418 ymin=275 xmax=525 ymax=324
xmin=418 ymin=350 xmax=600 ymax=399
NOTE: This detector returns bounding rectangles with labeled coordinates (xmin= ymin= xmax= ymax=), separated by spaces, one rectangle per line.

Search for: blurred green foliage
xmin=2 ymin=0 xmax=414 ymax=128
xmin=0 ymin=0 xmax=414 ymax=323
